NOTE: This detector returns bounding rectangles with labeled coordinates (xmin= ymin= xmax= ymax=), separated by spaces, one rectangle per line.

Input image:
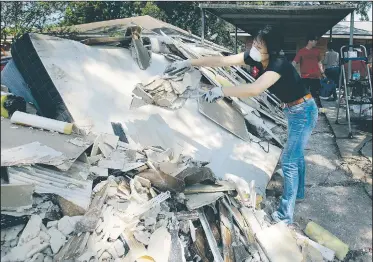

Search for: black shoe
xmin=326 ymin=97 xmax=337 ymax=101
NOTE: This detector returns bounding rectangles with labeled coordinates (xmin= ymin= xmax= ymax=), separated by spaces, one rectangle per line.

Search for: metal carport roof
xmin=199 ymin=4 xmax=356 ymax=38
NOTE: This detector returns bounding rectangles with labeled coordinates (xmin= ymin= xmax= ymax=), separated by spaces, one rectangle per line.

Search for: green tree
xmin=0 ymin=1 xmax=66 ymax=41
xmin=140 ymin=2 xmax=167 ymax=21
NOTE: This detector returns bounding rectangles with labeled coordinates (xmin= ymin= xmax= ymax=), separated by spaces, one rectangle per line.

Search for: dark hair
xmin=307 ymin=33 xmax=318 ymax=42
xmin=327 ymin=42 xmax=334 ymax=50
xmin=254 ymin=25 xmax=284 ymax=55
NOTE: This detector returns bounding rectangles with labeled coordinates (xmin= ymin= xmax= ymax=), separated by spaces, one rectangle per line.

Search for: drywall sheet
xmin=198 ymin=98 xmax=250 ymax=142
xmin=1 ymin=118 xmax=92 ymax=171
xmin=17 ymin=33 xmax=281 ymax=195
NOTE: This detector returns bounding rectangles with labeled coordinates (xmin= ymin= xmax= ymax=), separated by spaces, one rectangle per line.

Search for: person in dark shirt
xmin=164 ymin=25 xmax=318 ymax=225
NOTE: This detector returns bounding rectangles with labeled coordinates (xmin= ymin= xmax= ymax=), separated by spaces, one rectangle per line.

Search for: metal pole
xmin=348 ymin=11 xmax=354 ymax=80
xmin=235 ymin=26 xmax=238 ymax=54
xmin=201 ymin=8 xmax=205 ymax=45
xmin=329 ymin=27 xmax=332 ymax=42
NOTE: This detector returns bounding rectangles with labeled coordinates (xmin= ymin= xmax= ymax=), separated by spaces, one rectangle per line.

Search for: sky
xmin=342 ymin=6 xmax=372 ymax=32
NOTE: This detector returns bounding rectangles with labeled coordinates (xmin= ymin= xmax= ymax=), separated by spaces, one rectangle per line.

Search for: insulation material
xmin=11 ymin=33 xmax=281 ymax=195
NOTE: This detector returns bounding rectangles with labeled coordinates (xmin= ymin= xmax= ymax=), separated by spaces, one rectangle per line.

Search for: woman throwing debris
xmin=164 ymin=25 xmax=318 ymax=225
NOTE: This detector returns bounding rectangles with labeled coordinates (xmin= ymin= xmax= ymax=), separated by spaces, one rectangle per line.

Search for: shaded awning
xmin=200 ymin=4 xmax=355 ymax=37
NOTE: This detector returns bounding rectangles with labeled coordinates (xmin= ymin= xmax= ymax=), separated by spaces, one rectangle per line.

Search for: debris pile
xmin=1 ymin=123 xmax=338 ymax=261
xmin=131 ymin=69 xmax=202 ymax=110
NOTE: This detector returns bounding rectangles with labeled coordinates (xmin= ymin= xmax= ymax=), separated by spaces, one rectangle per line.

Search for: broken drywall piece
xmin=89 ymin=166 xmax=109 ymax=177
xmin=130 ymin=96 xmax=149 ymax=110
xmin=153 ymin=91 xmax=178 ymax=108
xmin=256 ymin=221 xmax=302 ymax=262
xmin=145 ymin=148 xmax=173 ymax=163
xmin=91 ymin=133 xmax=119 ymax=158
xmin=122 ymin=231 xmax=149 ymax=261
xmin=185 ymin=192 xmax=224 ymax=210
xmin=169 ymin=79 xmax=186 ymax=95
xmin=28 ymin=253 xmax=45 ymax=262
xmin=147 ymin=227 xmax=172 ymax=262
xmin=113 ymin=239 xmax=126 ymax=257
xmin=26 ymin=242 xmax=49 ymax=260
xmin=99 ymin=133 xmax=119 ymax=158
xmin=1 ymin=141 xmax=66 ymax=167
xmin=182 ymin=69 xmax=201 ymax=91
xmin=132 ymin=84 xmax=154 ymax=104
xmin=225 ymin=174 xmax=251 ymax=207
xmin=87 ymin=154 xmax=102 ymax=165
xmin=17 ymin=215 xmax=42 ymax=247
xmin=143 ymin=77 xmax=166 ymax=91
xmin=2 ymin=236 xmax=43 ymax=262
xmin=301 ymin=240 xmax=324 ymax=262
xmin=158 ymin=161 xmax=188 ymax=177
xmin=294 ymin=232 xmax=335 ymax=261
xmin=67 ymin=137 xmax=91 ymax=147
xmin=47 ymin=228 xmax=66 ymax=254
xmin=2 ymin=224 xmax=25 ymax=242
xmin=57 ymin=216 xmax=82 ymax=236
xmin=133 ymin=231 xmax=151 ymax=245
xmin=1 ymin=184 xmax=34 ymax=211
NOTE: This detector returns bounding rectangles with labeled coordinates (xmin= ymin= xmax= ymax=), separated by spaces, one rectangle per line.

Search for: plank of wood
xmin=219 ymin=202 xmax=234 ymax=262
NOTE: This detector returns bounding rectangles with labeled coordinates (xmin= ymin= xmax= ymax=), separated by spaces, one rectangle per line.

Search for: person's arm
xmin=222 ymin=71 xmax=281 ymax=98
xmin=292 ymin=50 xmax=302 ymax=67
xmin=318 ymin=50 xmax=326 ymax=77
xmin=190 ymin=52 xmax=246 ymax=67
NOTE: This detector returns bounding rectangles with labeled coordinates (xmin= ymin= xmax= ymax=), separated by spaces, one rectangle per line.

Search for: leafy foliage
xmin=0 ymin=1 xmax=66 ymax=40
xmin=1 ymin=1 xmax=371 ymax=49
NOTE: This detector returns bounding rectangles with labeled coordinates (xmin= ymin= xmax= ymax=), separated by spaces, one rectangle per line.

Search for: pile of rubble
xmin=131 ymin=69 xmax=202 ymax=110
xmin=1 ymin=117 xmax=340 ymax=261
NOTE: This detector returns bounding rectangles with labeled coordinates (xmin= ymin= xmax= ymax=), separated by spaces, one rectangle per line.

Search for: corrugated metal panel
xmin=8 ymin=163 xmax=92 ymax=210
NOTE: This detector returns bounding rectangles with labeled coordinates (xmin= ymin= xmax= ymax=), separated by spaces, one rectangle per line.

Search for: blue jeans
xmin=272 ymin=98 xmax=318 ymax=224
xmin=325 ymin=67 xmax=340 ymax=99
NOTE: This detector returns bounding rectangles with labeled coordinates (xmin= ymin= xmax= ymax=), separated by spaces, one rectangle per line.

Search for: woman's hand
xmin=201 ymin=87 xmax=224 ymax=103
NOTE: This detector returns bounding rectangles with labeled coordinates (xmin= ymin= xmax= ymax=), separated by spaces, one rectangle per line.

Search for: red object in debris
xmin=1 ymin=56 xmax=12 ymax=71
xmin=251 ymin=66 xmax=260 ymax=78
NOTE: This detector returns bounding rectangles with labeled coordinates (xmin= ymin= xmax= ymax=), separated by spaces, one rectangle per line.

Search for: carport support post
xmin=235 ymin=26 xmax=238 ymax=54
xmin=348 ymin=11 xmax=354 ymax=80
xmin=329 ymin=28 xmax=332 ymax=42
xmin=201 ymin=7 xmax=205 ymax=45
